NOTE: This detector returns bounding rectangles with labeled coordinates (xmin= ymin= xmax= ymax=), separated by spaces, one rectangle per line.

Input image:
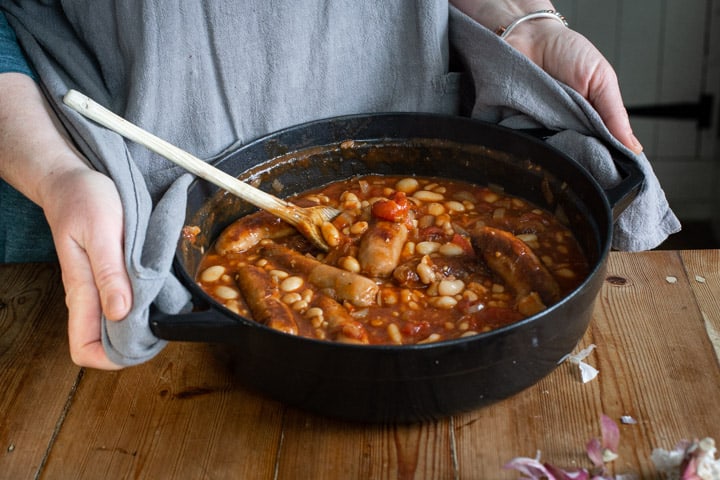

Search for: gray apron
xmin=2 ymin=0 xmax=679 ymax=365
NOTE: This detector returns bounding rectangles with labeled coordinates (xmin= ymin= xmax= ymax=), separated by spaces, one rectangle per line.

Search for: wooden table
xmin=2 ymin=250 xmax=719 ymax=479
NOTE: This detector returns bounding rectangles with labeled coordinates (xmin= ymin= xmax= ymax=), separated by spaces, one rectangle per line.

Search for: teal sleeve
xmin=0 ymin=12 xmax=54 ymax=262
xmin=0 ymin=10 xmax=36 ymax=78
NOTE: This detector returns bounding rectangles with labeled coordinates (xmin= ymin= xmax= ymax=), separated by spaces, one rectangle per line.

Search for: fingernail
xmin=105 ymin=292 xmax=128 ymax=320
xmin=630 ymin=134 xmax=643 ymax=154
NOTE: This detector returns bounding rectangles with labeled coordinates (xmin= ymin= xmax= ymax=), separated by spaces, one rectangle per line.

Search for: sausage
xmin=472 ymin=226 xmax=561 ymax=305
xmin=393 ymin=253 xmax=487 ymax=288
xmin=215 ymin=212 xmax=296 ymax=254
xmin=358 ymin=221 xmax=408 ymax=278
xmin=260 ymin=243 xmax=379 ymax=307
xmin=315 ymin=296 xmax=369 ymax=344
xmin=235 ymin=264 xmax=298 ymax=335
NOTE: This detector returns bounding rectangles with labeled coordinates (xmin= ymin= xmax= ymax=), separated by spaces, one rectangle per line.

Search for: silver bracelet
xmin=497 ymin=10 xmax=569 ymax=39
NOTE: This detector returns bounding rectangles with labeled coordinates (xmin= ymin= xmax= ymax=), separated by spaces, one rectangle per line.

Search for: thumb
xmin=85 ymin=226 xmax=133 ymax=322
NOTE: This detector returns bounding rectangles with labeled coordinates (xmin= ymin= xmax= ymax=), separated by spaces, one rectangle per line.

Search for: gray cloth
xmin=2 ymin=1 xmax=679 ymax=366
xmin=448 ymin=10 xmax=680 ymax=250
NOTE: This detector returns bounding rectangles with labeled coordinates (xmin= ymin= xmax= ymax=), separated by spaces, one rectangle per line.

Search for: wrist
xmin=36 ymin=157 xmax=94 ymax=210
xmin=498 ymin=10 xmax=568 ymax=39
xmin=452 ymin=0 xmax=556 ymax=33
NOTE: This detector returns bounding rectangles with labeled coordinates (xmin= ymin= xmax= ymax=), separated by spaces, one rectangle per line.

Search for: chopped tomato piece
xmin=372 ymin=192 xmax=409 ymax=222
xmin=451 ymin=233 xmax=475 ymax=256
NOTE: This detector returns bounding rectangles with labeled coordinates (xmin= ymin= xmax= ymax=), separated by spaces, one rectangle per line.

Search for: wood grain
xmin=0 ymin=263 xmax=80 ymax=480
xmin=455 ymin=251 xmax=720 ymax=479
xmin=2 ymin=252 xmax=719 ymax=479
xmin=41 ymin=342 xmax=284 ymax=479
xmin=681 ymin=250 xmax=720 ymax=361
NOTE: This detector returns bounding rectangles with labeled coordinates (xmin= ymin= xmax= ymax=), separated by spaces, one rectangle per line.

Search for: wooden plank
xmin=680 ymin=250 xmax=720 ymax=362
xmin=454 ymin=251 xmax=720 ymax=478
xmin=40 ymin=342 xmax=285 ymax=479
xmin=276 ymin=411 xmax=454 ymax=479
xmin=581 ymin=251 xmax=720 ymax=476
xmin=0 ymin=263 xmax=81 ymax=480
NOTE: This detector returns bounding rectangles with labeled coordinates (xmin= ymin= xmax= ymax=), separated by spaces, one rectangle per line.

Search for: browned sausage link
xmin=358 ymin=221 xmax=408 ymax=278
xmin=314 ymin=296 xmax=370 ymax=344
xmin=393 ymin=253 xmax=486 ymax=288
xmin=472 ymin=226 xmax=561 ymax=305
xmin=235 ymin=264 xmax=299 ymax=335
xmin=260 ymin=243 xmax=379 ymax=307
xmin=215 ymin=212 xmax=296 ymax=255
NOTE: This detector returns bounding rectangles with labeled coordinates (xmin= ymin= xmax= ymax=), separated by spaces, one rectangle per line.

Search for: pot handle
xmin=520 ymin=128 xmax=644 ymax=221
xmin=602 ymin=154 xmax=644 ymax=221
xmin=149 ymin=304 xmax=255 ymax=342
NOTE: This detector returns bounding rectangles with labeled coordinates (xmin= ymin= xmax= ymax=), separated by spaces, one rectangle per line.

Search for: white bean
xmin=432 ymin=296 xmax=458 ymax=309
xmin=435 ymin=213 xmax=451 ymax=227
xmin=427 ymin=202 xmax=445 ymax=216
xmin=438 ymin=279 xmax=465 ymax=296
xmin=444 ymin=200 xmax=465 ymax=212
xmin=291 ymin=300 xmax=309 ymax=311
xmin=321 ymin=222 xmax=341 ymax=247
xmin=418 ymin=333 xmax=442 ymax=344
xmin=481 ymin=191 xmax=499 ymax=203
xmin=453 ymin=191 xmax=475 ymax=202
xmin=350 ymin=221 xmax=369 ymax=235
xmin=301 ymin=289 xmax=314 ymax=303
xmin=416 ymin=241 xmax=440 ymax=255
xmin=270 ymin=269 xmax=289 ymax=280
xmin=387 ymin=323 xmax=403 ymax=344
xmin=395 ymin=177 xmax=420 ymax=194
xmin=339 ymin=256 xmax=361 ymax=273
xmin=438 ymin=242 xmax=464 ymax=257
xmin=215 ymin=285 xmax=239 ymax=300
xmin=281 ymin=292 xmax=302 ymax=304
xmin=555 ymin=267 xmax=576 ymax=279
xmin=412 ymin=190 xmax=444 ymax=202
xmin=280 ymin=276 xmax=304 ymax=292
xmin=305 ymin=307 xmax=324 ymax=319
xmin=382 ymin=290 xmax=398 ymax=305
xmin=200 ymin=265 xmax=225 ymax=283
xmin=341 ymin=192 xmax=360 ymax=210
xmin=416 ymin=262 xmax=436 ymax=285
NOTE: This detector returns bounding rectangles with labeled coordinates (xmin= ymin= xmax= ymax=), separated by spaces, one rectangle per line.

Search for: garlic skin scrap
xmin=652 ymin=437 xmax=720 ymax=480
xmin=578 ymin=361 xmax=599 ymax=383
xmin=562 ymin=344 xmax=599 ymax=383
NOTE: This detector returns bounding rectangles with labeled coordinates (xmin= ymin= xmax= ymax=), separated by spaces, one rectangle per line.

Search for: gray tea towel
xmin=3 ymin=1 xmax=679 ymax=366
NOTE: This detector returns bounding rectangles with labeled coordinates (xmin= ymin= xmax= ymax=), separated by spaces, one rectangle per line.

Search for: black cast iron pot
xmin=150 ymin=113 xmax=643 ymax=423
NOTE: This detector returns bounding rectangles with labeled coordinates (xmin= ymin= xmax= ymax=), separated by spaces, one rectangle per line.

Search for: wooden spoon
xmin=63 ymin=89 xmax=339 ymax=251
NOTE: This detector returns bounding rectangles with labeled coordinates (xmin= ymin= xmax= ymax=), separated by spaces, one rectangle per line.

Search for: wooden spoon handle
xmin=62 ymin=89 xmax=289 ymax=212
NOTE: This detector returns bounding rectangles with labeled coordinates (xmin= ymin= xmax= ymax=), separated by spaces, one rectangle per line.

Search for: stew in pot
xmin=192 ymin=175 xmax=589 ymax=345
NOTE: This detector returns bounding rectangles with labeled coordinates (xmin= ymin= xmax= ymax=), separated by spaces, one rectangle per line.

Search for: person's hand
xmin=0 ymin=73 xmax=131 ymax=370
xmin=39 ymin=161 xmax=132 ymax=370
xmin=450 ymin=0 xmax=643 ymax=154
xmin=504 ymin=20 xmax=643 ymax=154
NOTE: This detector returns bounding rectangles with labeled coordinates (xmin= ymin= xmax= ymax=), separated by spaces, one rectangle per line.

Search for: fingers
xmin=46 ymin=169 xmax=132 ymax=370
xmin=60 ymin=240 xmax=125 ymax=370
xmin=507 ymin=23 xmax=644 ymax=155
xmin=586 ymin=67 xmax=644 ymax=154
